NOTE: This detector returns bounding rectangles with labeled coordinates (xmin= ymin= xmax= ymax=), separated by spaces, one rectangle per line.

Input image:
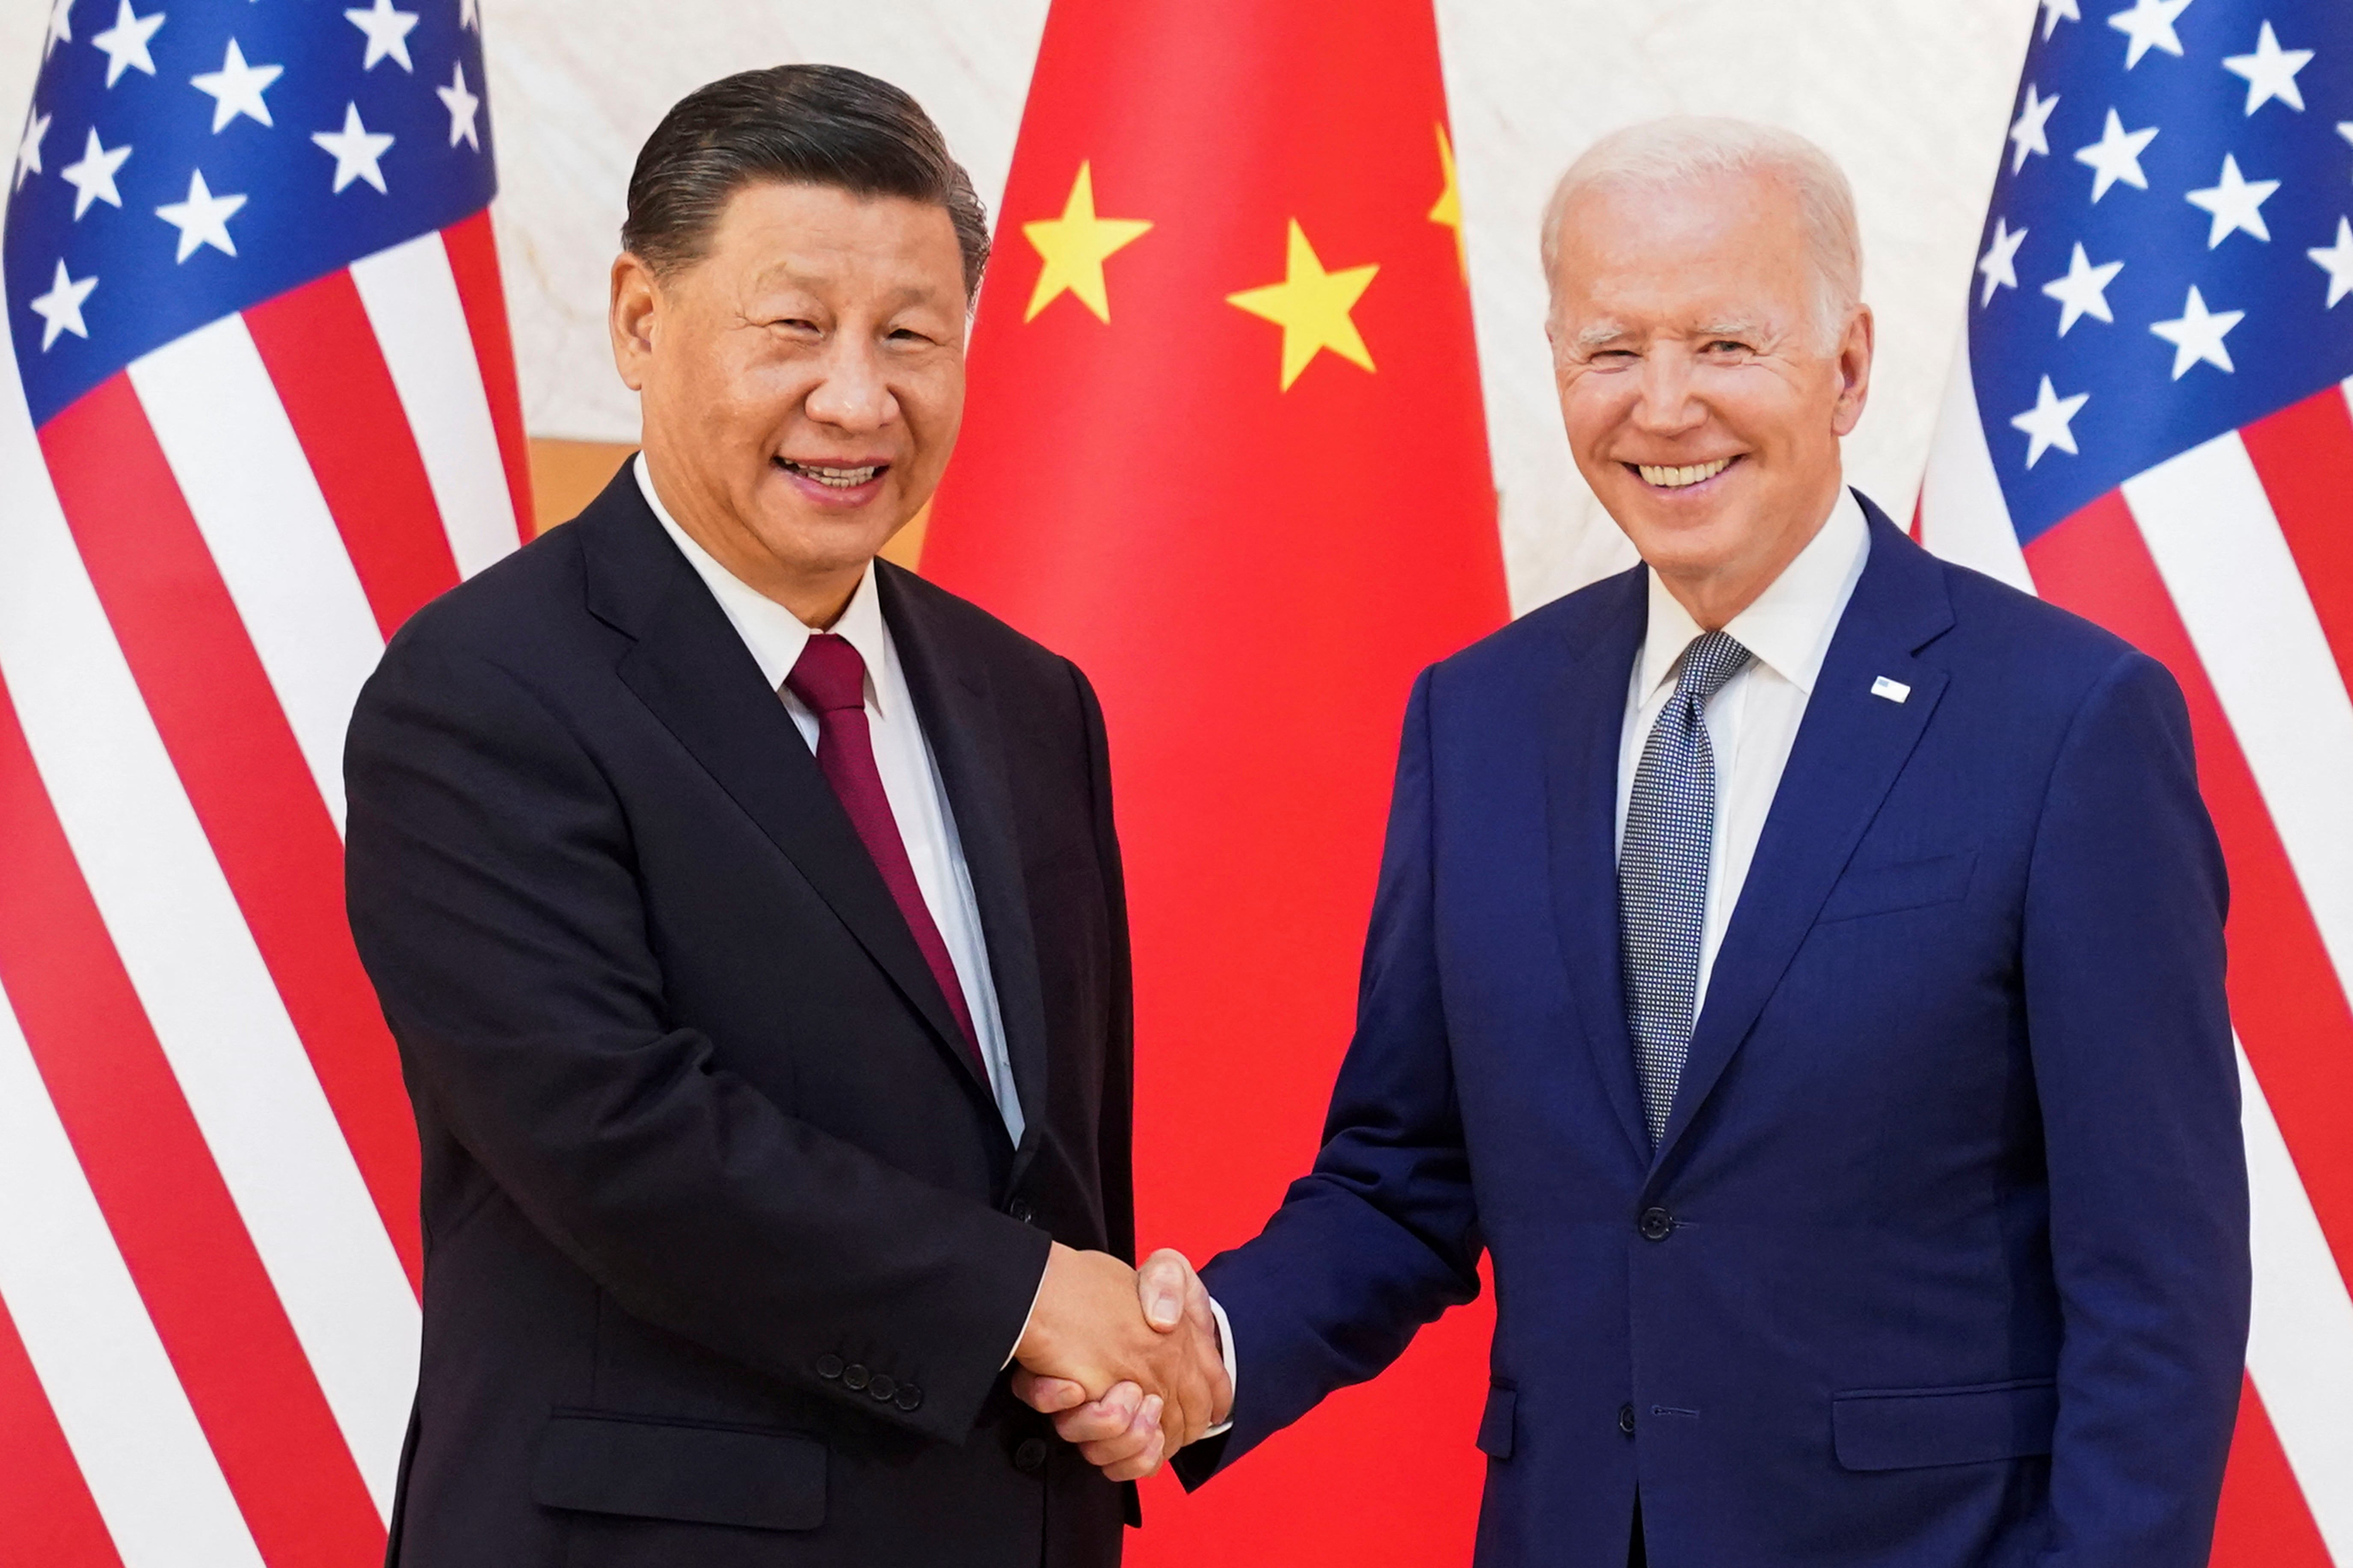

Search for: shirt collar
xmin=636 ymin=453 xmax=891 ymax=711
xmin=1636 ymin=486 xmax=1872 ymax=703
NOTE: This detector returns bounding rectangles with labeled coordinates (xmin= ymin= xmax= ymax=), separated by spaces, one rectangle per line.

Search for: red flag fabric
xmin=921 ymin=2 xmax=1508 ymax=1562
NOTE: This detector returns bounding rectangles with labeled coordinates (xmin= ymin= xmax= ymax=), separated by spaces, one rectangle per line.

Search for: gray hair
xmin=1539 ymin=117 xmax=1862 ymax=348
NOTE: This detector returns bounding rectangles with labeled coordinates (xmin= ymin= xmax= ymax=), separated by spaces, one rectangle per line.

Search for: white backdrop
xmin=3 ymin=0 xmax=2038 ymax=610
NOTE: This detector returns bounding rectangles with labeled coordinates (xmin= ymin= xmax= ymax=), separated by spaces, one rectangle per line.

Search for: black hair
xmin=622 ymin=63 xmax=989 ymax=295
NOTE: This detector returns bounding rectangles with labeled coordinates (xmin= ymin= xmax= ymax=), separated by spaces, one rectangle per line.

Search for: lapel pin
xmin=1870 ymin=676 xmax=1911 ymax=704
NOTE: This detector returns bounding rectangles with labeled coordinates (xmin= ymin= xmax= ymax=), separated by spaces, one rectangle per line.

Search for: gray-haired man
xmin=1031 ymin=118 xmax=2248 ymax=1568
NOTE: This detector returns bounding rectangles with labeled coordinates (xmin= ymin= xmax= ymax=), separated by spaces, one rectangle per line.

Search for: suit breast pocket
xmin=1817 ymin=850 xmax=1977 ymax=925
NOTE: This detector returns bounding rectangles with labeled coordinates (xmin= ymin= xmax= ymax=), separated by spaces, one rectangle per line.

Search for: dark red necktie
xmin=785 ymin=634 xmax=987 ymax=1082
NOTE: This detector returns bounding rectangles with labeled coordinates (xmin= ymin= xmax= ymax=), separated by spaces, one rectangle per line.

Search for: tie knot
xmin=1674 ymin=630 xmax=1752 ymax=707
xmin=785 ymin=634 xmax=867 ymax=715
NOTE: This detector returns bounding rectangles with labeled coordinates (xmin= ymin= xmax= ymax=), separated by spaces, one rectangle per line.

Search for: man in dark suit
xmin=346 ymin=65 xmax=1225 ymax=1568
xmin=1030 ymin=118 xmax=2251 ymax=1566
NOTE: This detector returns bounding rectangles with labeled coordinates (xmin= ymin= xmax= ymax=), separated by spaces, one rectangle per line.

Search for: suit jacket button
xmin=896 ymin=1385 xmax=923 ymax=1412
xmin=816 ymin=1354 xmax=845 ymax=1381
xmin=1638 ymin=1207 xmax=1675 ymax=1242
xmin=1014 ymin=1438 xmax=1049 ymax=1473
xmin=1618 ymin=1402 xmax=1636 ymax=1435
xmin=843 ymin=1363 xmax=870 ymax=1391
xmin=1007 ymin=1198 xmax=1037 ymax=1225
xmin=869 ymin=1374 xmax=897 ymax=1402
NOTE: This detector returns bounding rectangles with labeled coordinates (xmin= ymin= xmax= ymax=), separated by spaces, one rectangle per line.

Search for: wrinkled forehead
xmin=1549 ymin=174 xmax=1816 ymax=339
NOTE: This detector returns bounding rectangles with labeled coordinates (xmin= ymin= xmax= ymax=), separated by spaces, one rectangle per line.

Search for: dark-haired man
xmin=346 ymin=64 xmax=1225 ymax=1567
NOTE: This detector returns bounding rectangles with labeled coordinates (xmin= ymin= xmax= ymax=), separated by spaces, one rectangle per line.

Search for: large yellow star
xmin=1022 ymin=162 xmax=1152 ymax=323
xmin=1225 ymin=220 xmax=1379 ymax=391
xmin=1429 ymin=122 xmax=1467 ymax=281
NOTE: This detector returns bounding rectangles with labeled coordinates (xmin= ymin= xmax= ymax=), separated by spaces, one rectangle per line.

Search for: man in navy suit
xmin=1023 ymin=118 xmax=2250 ymax=1566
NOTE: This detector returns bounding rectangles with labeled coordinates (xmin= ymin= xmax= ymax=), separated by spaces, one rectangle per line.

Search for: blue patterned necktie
xmin=1620 ymin=630 xmax=1754 ymax=1147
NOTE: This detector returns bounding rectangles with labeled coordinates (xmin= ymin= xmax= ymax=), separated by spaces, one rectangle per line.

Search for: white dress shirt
xmin=635 ymin=456 xmax=1025 ymax=1143
xmin=1616 ymin=488 xmax=1872 ymax=1008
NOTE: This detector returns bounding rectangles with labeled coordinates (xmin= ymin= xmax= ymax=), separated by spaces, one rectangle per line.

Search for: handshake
xmin=1009 ymin=1243 xmax=1230 ymax=1480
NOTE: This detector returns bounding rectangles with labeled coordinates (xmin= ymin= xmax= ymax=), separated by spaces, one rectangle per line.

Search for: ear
xmin=608 ymin=253 xmax=661 ymax=393
xmin=1829 ymin=304 xmax=1875 ymax=438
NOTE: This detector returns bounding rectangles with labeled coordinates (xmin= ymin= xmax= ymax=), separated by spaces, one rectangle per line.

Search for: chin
xmin=750 ymin=506 xmax=893 ymax=568
xmin=1613 ymin=498 xmax=1737 ymax=562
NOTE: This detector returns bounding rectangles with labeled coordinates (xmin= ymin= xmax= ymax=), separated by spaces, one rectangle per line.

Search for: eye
xmin=1589 ymin=349 xmax=1637 ymax=366
xmin=767 ymin=315 xmax=819 ymax=334
xmin=1703 ymin=338 xmax=1750 ymax=355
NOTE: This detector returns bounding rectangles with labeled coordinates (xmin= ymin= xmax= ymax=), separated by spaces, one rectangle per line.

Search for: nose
xmin=1631 ymin=346 xmax=1704 ymax=438
xmin=801 ymin=333 xmax=898 ymax=434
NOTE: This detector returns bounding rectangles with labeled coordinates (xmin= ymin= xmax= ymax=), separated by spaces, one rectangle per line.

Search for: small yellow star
xmin=1225 ymin=219 xmax=1379 ymax=391
xmin=1429 ymin=123 xmax=1466 ymax=281
xmin=1022 ymin=161 xmax=1152 ymax=323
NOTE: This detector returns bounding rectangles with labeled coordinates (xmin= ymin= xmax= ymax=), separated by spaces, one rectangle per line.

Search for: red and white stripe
xmin=1920 ymin=360 xmax=2353 ymax=1566
xmin=0 ymin=213 xmax=531 ymax=1565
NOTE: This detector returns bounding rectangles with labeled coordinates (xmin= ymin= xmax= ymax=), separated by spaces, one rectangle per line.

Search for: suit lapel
xmin=880 ymin=566 xmax=1052 ymax=1182
xmin=1649 ymin=499 xmax=1956 ymax=1172
xmin=578 ymin=476 xmax=989 ymax=1106
xmin=1543 ymin=568 xmax=1652 ymax=1162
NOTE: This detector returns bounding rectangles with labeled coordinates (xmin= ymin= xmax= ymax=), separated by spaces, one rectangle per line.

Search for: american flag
xmin=0 ymin=0 xmax=528 ymax=1561
xmin=1918 ymin=0 xmax=2353 ymax=1558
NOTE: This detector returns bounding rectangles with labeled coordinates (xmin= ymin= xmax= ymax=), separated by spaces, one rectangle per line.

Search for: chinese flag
xmin=920 ymin=1 xmax=1507 ymax=1563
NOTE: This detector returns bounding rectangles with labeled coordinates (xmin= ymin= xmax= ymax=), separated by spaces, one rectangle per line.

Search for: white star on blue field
xmin=1971 ymin=0 xmax=2353 ymax=543
xmin=7 ymin=0 xmax=495 ymax=429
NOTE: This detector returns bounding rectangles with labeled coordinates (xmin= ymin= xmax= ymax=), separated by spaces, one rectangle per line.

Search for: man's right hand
xmin=1011 ymin=1243 xmax=1228 ymax=1465
xmin=1012 ymin=1248 xmax=1226 ymax=1479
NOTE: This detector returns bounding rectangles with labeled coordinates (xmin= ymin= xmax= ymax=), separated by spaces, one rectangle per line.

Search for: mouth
xmin=774 ymin=456 xmax=891 ymax=503
xmin=1627 ymin=455 xmax=1740 ymax=492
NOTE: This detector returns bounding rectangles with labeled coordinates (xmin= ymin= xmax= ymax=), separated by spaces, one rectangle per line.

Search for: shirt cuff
xmin=1203 ymin=1294 xmax=1237 ymax=1437
xmin=1002 ymin=1253 xmax=1051 ymax=1371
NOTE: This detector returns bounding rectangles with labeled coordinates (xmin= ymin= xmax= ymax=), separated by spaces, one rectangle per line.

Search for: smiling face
xmin=1547 ymin=168 xmax=1873 ymax=627
xmin=610 ymin=180 xmax=968 ymax=625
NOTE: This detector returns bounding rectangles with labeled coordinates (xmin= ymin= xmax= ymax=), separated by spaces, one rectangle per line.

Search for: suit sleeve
xmin=344 ymin=631 xmax=1051 ymax=1447
xmin=2023 ymin=649 xmax=2248 ymax=1567
xmin=1175 ymin=667 xmax=1483 ymax=1485
xmin=1071 ymin=660 xmax=1138 ymax=1268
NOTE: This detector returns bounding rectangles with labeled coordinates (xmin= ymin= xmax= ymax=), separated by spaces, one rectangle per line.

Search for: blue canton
xmin=1971 ymin=0 xmax=2353 ymax=545
xmin=6 ymin=0 xmax=496 ymax=428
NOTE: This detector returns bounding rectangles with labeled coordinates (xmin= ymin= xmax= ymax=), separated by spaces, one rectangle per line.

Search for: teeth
xmin=785 ymin=461 xmax=881 ymax=488
xmin=1637 ymin=458 xmax=1733 ymax=489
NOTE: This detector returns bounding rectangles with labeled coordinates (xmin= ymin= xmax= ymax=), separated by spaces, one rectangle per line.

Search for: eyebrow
xmin=1569 ymin=316 xmax=1776 ymax=353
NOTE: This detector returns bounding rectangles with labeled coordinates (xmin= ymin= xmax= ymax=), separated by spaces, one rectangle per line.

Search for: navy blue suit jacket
xmin=1177 ymin=498 xmax=2249 ymax=1568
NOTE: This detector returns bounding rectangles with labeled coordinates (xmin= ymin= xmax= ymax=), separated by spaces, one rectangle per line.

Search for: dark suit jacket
xmin=1176 ymin=497 xmax=2250 ymax=1568
xmin=346 ymin=467 xmax=1135 ymax=1568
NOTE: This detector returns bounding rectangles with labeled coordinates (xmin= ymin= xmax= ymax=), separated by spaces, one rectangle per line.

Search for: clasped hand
xmin=1010 ymin=1245 xmax=1226 ymax=1480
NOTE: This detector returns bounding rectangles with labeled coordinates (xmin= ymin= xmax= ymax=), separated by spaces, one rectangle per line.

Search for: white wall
xmin=4 ymin=0 xmax=2037 ymax=611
